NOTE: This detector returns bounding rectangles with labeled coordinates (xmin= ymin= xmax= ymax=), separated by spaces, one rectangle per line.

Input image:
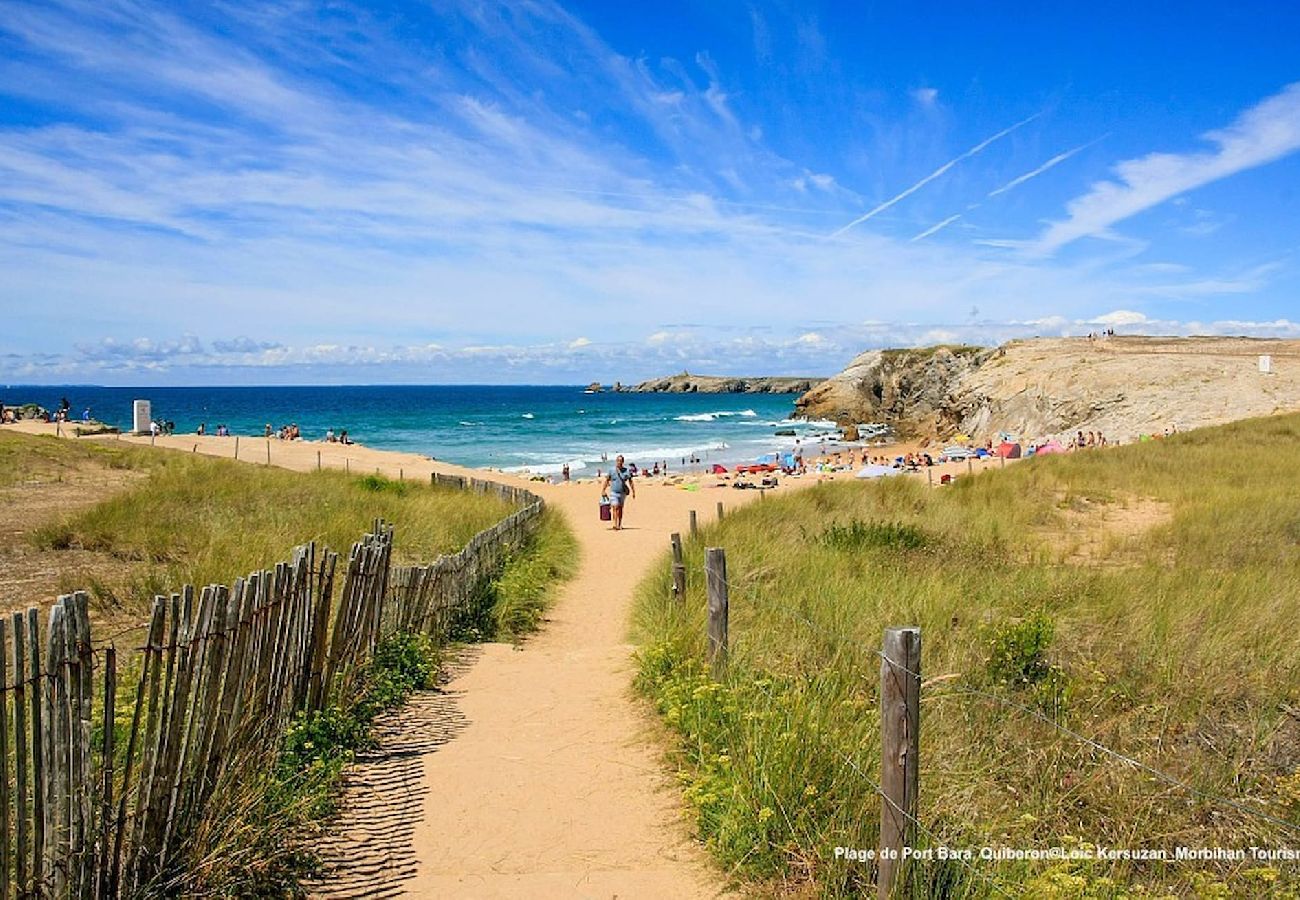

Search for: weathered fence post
xmin=716 ymin=501 xmax=724 ymax=522
xmin=234 ymin=435 xmax=239 ymax=459
xmin=317 ymin=450 xmax=322 ymax=471
xmin=878 ymin=626 xmax=921 ymax=900
xmin=967 ymin=458 xmax=973 ymax=476
xmin=0 ymin=618 xmax=10 ymax=899
xmin=927 ymin=469 xmax=932 ymax=487
xmin=689 ymin=510 xmax=698 ymax=538
xmin=704 ymin=548 xmax=728 ymax=677
xmin=266 ymin=441 xmax=271 ymax=465
xmin=670 ymin=534 xmax=686 ymax=601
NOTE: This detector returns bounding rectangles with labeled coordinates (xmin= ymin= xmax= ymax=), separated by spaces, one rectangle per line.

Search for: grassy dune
xmin=1 ymin=431 xmax=514 ymax=611
xmin=633 ymin=413 xmax=1300 ymax=897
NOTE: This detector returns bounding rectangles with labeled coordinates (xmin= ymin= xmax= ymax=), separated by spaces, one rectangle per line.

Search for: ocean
xmin=5 ymin=385 xmax=851 ymax=475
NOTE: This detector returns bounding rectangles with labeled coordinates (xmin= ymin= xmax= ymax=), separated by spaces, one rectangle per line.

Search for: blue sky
xmin=1 ymin=0 xmax=1298 ymax=384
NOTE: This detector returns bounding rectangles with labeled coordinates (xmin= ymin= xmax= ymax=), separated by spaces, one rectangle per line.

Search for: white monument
xmin=133 ymin=399 xmax=151 ymax=435
xmin=1259 ymin=354 xmax=1272 ymax=375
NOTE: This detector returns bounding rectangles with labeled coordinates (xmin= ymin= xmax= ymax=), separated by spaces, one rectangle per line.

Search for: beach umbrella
xmin=855 ymin=464 xmax=901 ymax=479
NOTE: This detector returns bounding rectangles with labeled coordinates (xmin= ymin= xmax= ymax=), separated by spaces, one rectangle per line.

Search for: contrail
xmin=987 ymin=135 xmax=1106 ymax=197
xmin=910 ymin=213 xmax=962 ymax=242
xmin=829 ymin=112 xmax=1040 ymax=238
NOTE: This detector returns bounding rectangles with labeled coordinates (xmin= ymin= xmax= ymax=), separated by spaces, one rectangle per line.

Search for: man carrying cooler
xmin=601 ymin=454 xmax=636 ymax=531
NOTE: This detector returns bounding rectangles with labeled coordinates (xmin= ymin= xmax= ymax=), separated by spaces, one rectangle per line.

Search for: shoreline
xmin=3 ymin=418 xmax=1026 ymax=494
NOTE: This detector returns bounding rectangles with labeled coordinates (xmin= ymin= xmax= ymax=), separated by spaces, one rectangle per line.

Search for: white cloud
xmin=830 ymin=113 xmax=1040 ymax=237
xmin=987 ymin=138 xmax=1101 ymax=197
xmin=1090 ymin=310 xmax=1150 ymax=326
xmin=911 ymin=87 xmax=939 ymax=107
xmin=911 ymin=214 xmax=962 ymax=242
xmin=1028 ymin=82 xmax=1300 ymax=254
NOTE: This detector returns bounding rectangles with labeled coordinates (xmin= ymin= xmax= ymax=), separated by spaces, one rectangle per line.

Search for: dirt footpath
xmin=401 ymin=479 xmax=750 ymax=898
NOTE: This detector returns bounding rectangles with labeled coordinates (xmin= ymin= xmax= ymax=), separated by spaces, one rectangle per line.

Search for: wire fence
xmin=0 ymin=476 xmax=544 ymax=898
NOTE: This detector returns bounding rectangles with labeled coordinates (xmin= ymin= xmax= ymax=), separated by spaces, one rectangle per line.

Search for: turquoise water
xmin=7 ymin=385 xmax=848 ymax=475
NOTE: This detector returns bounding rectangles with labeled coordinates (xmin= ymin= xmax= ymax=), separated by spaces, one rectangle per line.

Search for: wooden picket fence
xmin=0 ymin=477 xmax=543 ymax=897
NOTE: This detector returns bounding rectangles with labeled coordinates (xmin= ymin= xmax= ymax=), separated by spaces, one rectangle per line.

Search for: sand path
xmin=399 ymin=477 xmax=753 ymax=899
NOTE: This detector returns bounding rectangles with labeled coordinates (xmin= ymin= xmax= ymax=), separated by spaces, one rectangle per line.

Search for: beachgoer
xmin=562 ymin=463 xmax=570 ymax=482
xmin=340 ymin=429 xmax=352 ymax=445
xmin=264 ymin=423 xmax=272 ymax=438
xmin=600 ymin=454 xmax=636 ymax=531
xmin=197 ymin=422 xmax=206 ymax=436
xmin=326 ymin=428 xmax=335 ymax=443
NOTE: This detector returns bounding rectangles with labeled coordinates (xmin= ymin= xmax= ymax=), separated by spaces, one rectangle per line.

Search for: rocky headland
xmin=794 ymin=336 xmax=1300 ymax=443
xmin=623 ymin=373 xmax=825 ymax=394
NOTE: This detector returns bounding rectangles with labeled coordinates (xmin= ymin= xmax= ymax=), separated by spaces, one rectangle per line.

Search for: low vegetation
xmin=449 ymin=507 xmax=580 ymax=642
xmin=2 ymin=431 xmax=513 ymax=615
xmin=634 ymin=413 xmax=1300 ymax=897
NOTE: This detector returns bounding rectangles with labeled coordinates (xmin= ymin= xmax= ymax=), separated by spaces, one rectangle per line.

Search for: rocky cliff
xmin=795 ymin=336 xmax=1300 ymax=443
xmin=626 ymin=373 xmax=824 ymax=394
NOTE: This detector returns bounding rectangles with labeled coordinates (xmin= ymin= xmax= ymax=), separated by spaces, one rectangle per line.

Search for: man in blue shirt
xmin=601 ymin=454 xmax=636 ymax=531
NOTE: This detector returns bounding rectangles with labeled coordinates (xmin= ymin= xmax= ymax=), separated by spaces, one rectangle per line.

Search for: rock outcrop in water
xmin=795 ymin=336 xmax=1300 ymax=442
xmin=624 ymin=373 xmax=824 ymax=394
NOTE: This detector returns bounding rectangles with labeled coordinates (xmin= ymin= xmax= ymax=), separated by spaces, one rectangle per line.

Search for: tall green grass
xmin=634 ymin=413 xmax=1300 ymax=897
xmin=22 ymin=440 xmax=513 ymax=610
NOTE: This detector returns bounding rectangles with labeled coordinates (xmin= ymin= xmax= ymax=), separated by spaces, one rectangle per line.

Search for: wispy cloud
xmin=829 ymin=113 xmax=1040 ymax=238
xmin=911 ymin=87 xmax=939 ymax=108
xmin=987 ymin=137 xmax=1103 ymax=197
xmin=911 ymin=214 xmax=961 ymax=242
xmin=1028 ymin=82 xmax=1300 ymax=254
xmin=11 ymin=312 xmax=1296 ymax=385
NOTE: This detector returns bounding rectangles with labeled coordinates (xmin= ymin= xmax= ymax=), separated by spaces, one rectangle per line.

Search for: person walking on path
xmin=601 ymin=454 xmax=636 ymax=530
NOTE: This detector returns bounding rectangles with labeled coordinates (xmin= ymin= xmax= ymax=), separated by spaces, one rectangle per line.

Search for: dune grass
xmin=19 ymin=437 xmax=513 ymax=611
xmin=633 ymin=413 xmax=1300 ymax=897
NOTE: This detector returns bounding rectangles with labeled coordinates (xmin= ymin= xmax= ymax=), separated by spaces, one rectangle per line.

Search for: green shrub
xmin=984 ymin=610 xmax=1055 ymax=687
xmin=818 ymin=519 xmax=930 ymax=551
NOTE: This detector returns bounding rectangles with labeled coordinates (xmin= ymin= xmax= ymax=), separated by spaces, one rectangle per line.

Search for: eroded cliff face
xmin=793 ymin=345 xmax=991 ymax=438
xmin=795 ymin=337 xmax=1300 ymax=443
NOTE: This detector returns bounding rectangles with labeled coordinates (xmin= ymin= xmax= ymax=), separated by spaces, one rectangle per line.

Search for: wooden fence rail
xmin=0 ymin=478 xmax=544 ymax=898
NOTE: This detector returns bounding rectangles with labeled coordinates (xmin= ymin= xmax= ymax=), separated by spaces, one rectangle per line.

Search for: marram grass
xmin=633 ymin=413 xmax=1300 ymax=897
xmin=9 ymin=431 xmax=515 ymax=610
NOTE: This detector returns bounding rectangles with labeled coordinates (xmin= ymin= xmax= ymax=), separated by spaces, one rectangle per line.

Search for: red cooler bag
xmin=599 ymin=498 xmax=612 ymax=521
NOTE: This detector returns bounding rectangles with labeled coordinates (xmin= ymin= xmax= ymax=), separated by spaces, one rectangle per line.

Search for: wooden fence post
xmin=716 ymin=501 xmax=724 ymax=522
xmin=234 ymin=435 xmax=239 ymax=459
xmin=689 ymin=510 xmax=698 ymax=538
xmin=670 ymin=534 xmax=686 ymax=601
xmin=317 ymin=450 xmax=322 ymax=471
xmin=878 ymin=626 xmax=920 ymax=900
xmin=704 ymin=548 xmax=728 ymax=677
xmin=927 ymin=469 xmax=932 ymax=487
xmin=266 ymin=441 xmax=271 ymax=465
xmin=0 ymin=618 xmax=10 ymax=900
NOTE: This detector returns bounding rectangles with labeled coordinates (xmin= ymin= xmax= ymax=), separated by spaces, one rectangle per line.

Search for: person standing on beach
xmin=601 ymin=454 xmax=636 ymax=531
